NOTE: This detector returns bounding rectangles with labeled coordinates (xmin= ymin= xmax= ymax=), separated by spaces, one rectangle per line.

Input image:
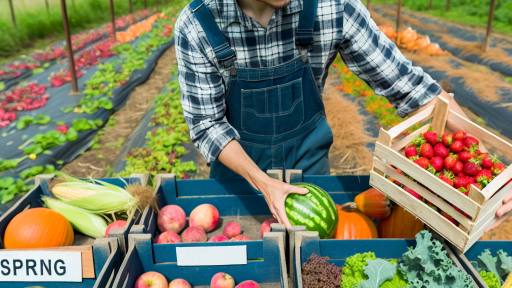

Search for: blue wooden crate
xmin=294 ymin=231 xmax=474 ymax=288
xmin=447 ymin=240 xmax=512 ymax=288
xmin=112 ymin=230 xmax=288 ymax=287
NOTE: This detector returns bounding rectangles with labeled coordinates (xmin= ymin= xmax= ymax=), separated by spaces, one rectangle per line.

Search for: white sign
xmin=0 ymin=251 xmax=82 ymax=282
xmin=176 ymin=245 xmax=247 ymax=266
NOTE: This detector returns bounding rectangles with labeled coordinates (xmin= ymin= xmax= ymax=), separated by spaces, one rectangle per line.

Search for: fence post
xmin=367 ymin=0 xmax=370 ymax=9
xmin=110 ymin=0 xmax=116 ymax=42
xmin=155 ymin=0 xmax=158 ymax=10
xmin=60 ymin=0 xmax=78 ymax=93
xmin=129 ymin=0 xmax=133 ymax=14
xmin=484 ymin=0 xmax=496 ymax=52
xmin=8 ymin=0 xmax=16 ymax=27
xmin=396 ymin=0 xmax=403 ymax=32
xmin=446 ymin=0 xmax=450 ymax=11
xmin=45 ymin=0 xmax=50 ymax=13
xmin=429 ymin=0 xmax=433 ymax=9
xmin=144 ymin=0 xmax=147 ymax=9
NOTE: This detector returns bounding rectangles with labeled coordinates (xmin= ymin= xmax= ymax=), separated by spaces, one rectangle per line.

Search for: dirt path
xmin=62 ymin=47 xmax=177 ymax=178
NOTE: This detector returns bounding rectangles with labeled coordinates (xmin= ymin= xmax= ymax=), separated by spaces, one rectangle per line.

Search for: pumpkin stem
xmin=340 ymin=202 xmax=358 ymax=212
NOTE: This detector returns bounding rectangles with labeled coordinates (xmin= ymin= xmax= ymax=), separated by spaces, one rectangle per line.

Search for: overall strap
xmin=190 ymin=0 xmax=236 ymax=66
xmin=295 ymin=0 xmax=319 ymax=47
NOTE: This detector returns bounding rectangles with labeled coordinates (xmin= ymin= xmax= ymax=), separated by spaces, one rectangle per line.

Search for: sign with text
xmin=0 ymin=251 xmax=82 ymax=282
xmin=176 ymin=245 xmax=247 ymax=266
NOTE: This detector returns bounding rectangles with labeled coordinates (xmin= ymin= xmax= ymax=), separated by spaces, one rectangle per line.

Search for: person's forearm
xmin=218 ymin=140 xmax=268 ymax=188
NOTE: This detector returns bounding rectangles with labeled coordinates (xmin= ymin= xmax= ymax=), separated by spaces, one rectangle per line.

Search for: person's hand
xmin=251 ymin=174 xmax=309 ymax=230
xmin=486 ymin=188 xmax=512 ymax=232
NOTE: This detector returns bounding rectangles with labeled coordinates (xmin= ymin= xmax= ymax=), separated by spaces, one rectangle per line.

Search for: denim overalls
xmin=190 ymin=0 xmax=333 ymax=178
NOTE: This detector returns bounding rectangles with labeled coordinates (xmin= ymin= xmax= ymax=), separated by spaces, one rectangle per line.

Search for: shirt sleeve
xmin=175 ymin=10 xmax=240 ymax=163
xmin=339 ymin=0 xmax=442 ymax=118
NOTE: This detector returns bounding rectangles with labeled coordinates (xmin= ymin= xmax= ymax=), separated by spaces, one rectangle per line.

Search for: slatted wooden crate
xmin=112 ymin=230 xmax=288 ymax=287
xmin=370 ymin=96 xmax=512 ymax=252
xmin=0 ymin=174 xmax=146 ymax=287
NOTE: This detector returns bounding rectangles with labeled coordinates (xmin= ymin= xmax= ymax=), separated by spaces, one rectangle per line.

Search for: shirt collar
xmin=220 ymin=0 xmax=302 ymax=29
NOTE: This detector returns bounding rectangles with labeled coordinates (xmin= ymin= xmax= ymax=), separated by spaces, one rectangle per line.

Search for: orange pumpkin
xmin=4 ymin=208 xmax=74 ymax=249
xmin=378 ymin=205 xmax=424 ymax=238
xmin=334 ymin=204 xmax=378 ymax=239
xmin=349 ymin=188 xmax=392 ymax=219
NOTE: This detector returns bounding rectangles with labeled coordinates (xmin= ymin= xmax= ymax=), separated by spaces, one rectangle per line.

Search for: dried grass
xmin=126 ymin=183 xmax=159 ymax=213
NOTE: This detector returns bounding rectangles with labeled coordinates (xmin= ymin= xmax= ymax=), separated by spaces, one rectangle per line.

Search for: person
xmin=174 ymin=0 xmax=512 ymax=230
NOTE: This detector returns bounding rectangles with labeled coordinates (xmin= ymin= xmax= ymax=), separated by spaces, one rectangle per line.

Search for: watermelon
xmin=285 ymin=183 xmax=338 ymax=239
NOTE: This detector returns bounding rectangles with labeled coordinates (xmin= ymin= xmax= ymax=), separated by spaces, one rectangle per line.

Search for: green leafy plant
xmin=72 ymin=119 xmax=103 ymax=132
xmin=0 ymin=156 xmax=28 ymax=173
xmin=0 ymin=177 xmax=31 ymax=204
xmin=477 ymin=249 xmax=512 ymax=287
xmin=359 ymin=259 xmax=396 ymax=288
xmin=19 ymin=164 xmax=55 ymax=180
xmin=16 ymin=114 xmax=51 ymax=130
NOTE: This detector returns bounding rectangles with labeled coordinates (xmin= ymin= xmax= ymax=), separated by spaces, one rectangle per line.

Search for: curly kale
xmin=341 ymin=252 xmax=377 ymax=288
xmin=480 ymin=270 xmax=500 ymax=288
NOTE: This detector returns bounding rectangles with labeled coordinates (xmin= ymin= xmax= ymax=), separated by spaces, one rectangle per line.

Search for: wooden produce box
xmin=112 ymin=229 xmax=288 ymax=287
xmin=294 ymin=230 xmax=476 ymax=288
xmin=370 ymin=97 xmax=512 ymax=252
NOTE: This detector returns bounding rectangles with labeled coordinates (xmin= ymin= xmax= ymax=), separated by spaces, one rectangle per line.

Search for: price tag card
xmin=0 ymin=251 xmax=82 ymax=282
xmin=176 ymin=245 xmax=247 ymax=266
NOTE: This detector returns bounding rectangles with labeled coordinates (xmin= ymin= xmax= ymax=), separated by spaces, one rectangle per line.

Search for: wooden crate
xmin=447 ymin=240 xmax=512 ymax=288
xmin=112 ymin=230 xmax=288 ymax=287
xmin=370 ymin=96 xmax=512 ymax=252
xmin=293 ymin=230 xmax=477 ymax=288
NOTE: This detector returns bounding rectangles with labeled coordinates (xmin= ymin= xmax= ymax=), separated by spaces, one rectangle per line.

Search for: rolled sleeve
xmin=339 ymin=0 xmax=442 ymax=118
xmin=175 ymin=9 xmax=240 ymax=163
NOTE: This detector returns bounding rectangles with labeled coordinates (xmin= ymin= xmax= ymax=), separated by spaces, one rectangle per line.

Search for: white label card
xmin=176 ymin=245 xmax=247 ymax=266
xmin=0 ymin=251 xmax=82 ymax=282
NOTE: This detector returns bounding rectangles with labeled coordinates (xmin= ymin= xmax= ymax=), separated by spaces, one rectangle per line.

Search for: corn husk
xmin=43 ymin=197 xmax=107 ymax=239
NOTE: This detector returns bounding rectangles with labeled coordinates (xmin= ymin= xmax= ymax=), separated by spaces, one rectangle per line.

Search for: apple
xmin=168 ymin=278 xmax=191 ymax=288
xmin=156 ymin=231 xmax=181 ymax=244
xmin=135 ymin=271 xmax=168 ymax=288
xmin=235 ymin=280 xmax=260 ymax=288
xmin=158 ymin=205 xmax=187 ymax=233
xmin=222 ymin=221 xmax=241 ymax=238
xmin=260 ymin=218 xmax=278 ymax=238
xmin=189 ymin=204 xmax=219 ymax=232
xmin=181 ymin=227 xmax=207 ymax=243
xmin=230 ymin=235 xmax=252 ymax=241
xmin=208 ymin=235 xmax=230 ymax=242
xmin=211 ymin=272 xmax=235 ymax=288
xmin=105 ymin=220 xmax=127 ymax=238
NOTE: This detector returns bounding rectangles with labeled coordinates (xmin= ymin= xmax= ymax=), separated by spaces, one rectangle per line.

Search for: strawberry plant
xmin=49 ymin=69 xmax=84 ymax=87
xmin=0 ymin=82 xmax=49 ymax=127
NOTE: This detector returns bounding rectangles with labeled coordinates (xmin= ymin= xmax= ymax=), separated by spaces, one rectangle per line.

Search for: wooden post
xmin=129 ymin=0 xmax=133 ymax=14
xmin=155 ymin=0 xmax=158 ymax=10
xmin=60 ymin=0 xmax=78 ymax=93
xmin=446 ymin=0 xmax=450 ymax=11
xmin=45 ymin=0 xmax=50 ymax=13
xmin=109 ymin=0 xmax=116 ymax=42
xmin=144 ymin=0 xmax=147 ymax=9
xmin=8 ymin=0 xmax=16 ymax=27
xmin=484 ymin=0 xmax=496 ymax=52
xmin=429 ymin=0 xmax=433 ymax=9
xmin=396 ymin=0 xmax=403 ymax=32
xmin=367 ymin=0 xmax=370 ymax=9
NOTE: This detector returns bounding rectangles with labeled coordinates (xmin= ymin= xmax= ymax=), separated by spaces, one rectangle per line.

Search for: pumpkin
xmin=344 ymin=188 xmax=392 ymax=219
xmin=378 ymin=205 xmax=424 ymax=238
xmin=4 ymin=207 xmax=74 ymax=249
xmin=334 ymin=204 xmax=378 ymax=239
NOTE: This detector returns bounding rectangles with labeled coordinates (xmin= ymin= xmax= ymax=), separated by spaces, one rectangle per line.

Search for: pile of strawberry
xmin=405 ymin=129 xmax=507 ymax=194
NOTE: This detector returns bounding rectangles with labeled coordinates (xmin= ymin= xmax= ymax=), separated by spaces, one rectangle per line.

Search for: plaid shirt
xmin=175 ymin=0 xmax=442 ymax=163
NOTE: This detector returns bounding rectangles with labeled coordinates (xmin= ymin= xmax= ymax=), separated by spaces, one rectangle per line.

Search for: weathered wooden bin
xmin=370 ymin=96 xmax=512 ymax=252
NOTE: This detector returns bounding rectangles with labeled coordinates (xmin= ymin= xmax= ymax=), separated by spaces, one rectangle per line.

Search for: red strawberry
xmin=479 ymin=154 xmax=494 ymax=168
xmin=477 ymin=149 xmax=484 ymax=156
xmin=441 ymin=132 xmax=453 ymax=147
xmin=423 ymin=130 xmax=439 ymax=146
xmin=411 ymin=134 xmax=427 ymax=147
xmin=463 ymin=160 xmax=481 ymax=177
xmin=491 ymin=163 xmax=507 ymax=176
xmin=430 ymin=156 xmax=444 ymax=172
xmin=453 ymin=130 xmax=467 ymax=141
xmin=450 ymin=140 xmax=464 ymax=153
xmin=419 ymin=143 xmax=434 ymax=159
xmin=405 ymin=187 xmax=421 ymax=200
xmin=463 ymin=136 xmax=479 ymax=150
xmin=454 ymin=174 xmax=469 ymax=190
xmin=476 ymin=169 xmax=493 ymax=187
xmin=441 ymin=211 xmax=458 ymax=225
xmin=433 ymin=143 xmax=449 ymax=158
xmin=457 ymin=187 xmax=469 ymax=196
xmin=413 ymin=157 xmax=430 ymax=169
xmin=405 ymin=144 xmax=418 ymax=158
xmin=471 ymin=183 xmax=483 ymax=191
xmin=450 ymin=160 xmax=464 ymax=174
xmin=439 ymin=174 xmax=454 ymax=186
xmin=458 ymin=151 xmax=476 ymax=163
xmin=444 ymin=154 xmax=458 ymax=170
xmin=426 ymin=201 xmax=438 ymax=211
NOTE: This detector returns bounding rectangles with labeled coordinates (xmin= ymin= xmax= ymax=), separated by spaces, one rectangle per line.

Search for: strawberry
xmin=441 ymin=211 xmax=458 ymax=225
xmin=454 ymin=174 xmax=467 ymax=190
xmin=433 ymin=143 xmax=449 ymax=158
xmin=441 ymin=132 xmax=453 ymax=147
xmin=458 ymin=151 xmax=476 ymax=163
xmin=477 ymin=149 xmax=484 ymax=156
xmin=471 ymin=183 xmax=483 ymax=191
xmin=419 ymin=143 xmax=434 ymax=159
xmin=457 ymin=187 xmax=469 ymax=196
xmin=476 ymin=169 xmax=493 ymax=187
xmin=430 ymin=156 xmax=444 ymax=172
xmin=451 ymin=160 xmax=464 ymax=174
xmin=452 ymin=204 xmax=471 ymax=218
xmin=463 ymin=136 xmax=479 ymax=150
xmin=491 ymin=163 xmax=507 ymax=176
xmin=405 ymin=187 xmax=421 ymax=200
xmin=479 ymin=154 xmax=495 ymax=169
xmin=426 ymin=201 xmax=438 ymax=211
xmin=450 ymin=140 xmax=464 ymax=153
xmin=411 ymin=134 xmax=427 ymax=147
xmin=405 ymin=144 xmax=418 ymax=158
xmin=453 ymin=130 xmax=467 ymax=141
xmin=463 ymin=159 xmax=481 ymax=177
xmin=423 ymin=130 xmax=439 ymax=146
xmin=439 ymin=174 xmax=454 ymax=186
xmin=444 ymin=154 xmax=458 ymax=170
xmin=413 ymin=157 xmax=430 ymax=169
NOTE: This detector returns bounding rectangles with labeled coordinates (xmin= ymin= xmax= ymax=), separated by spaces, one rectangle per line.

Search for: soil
xmin=62 ymin=47 xmax=177 ymax=177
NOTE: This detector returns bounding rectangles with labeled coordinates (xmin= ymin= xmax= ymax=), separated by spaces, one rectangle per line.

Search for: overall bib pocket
xmin=241 ymin=79 xmax=304 ymax=136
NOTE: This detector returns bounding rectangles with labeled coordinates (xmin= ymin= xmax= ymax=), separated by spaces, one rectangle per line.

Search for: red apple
xmin=105 ymin=220 xmax=127 ymax=238
xmin=135 ymin=271 xmax=168 ymax=288
xmin=208 ymin=235 xmax=230 ymax=242
xmin=158 ymin=205 xmax=187 ymax=233
xmin=189 ymin=204 xmax=219 ymax=232
xmin=260 ymin=218 xmax=278 ymax=238
xmin=168 ymin=278 xmax=191 ymax=288
xmin=235 ymin=280 xmax=260 ymax=288
xmin=230 ymin=235 xmax=252 ymax=241
xmin=156 ymin=231 xmax=181 ymax=244
xmin=222 ymin=221 xmax=241 ymax=238
xmin=181 ymin=227 xmax=207 ymax=243
xmin=211 ymin=272 xmax=235 ymax=288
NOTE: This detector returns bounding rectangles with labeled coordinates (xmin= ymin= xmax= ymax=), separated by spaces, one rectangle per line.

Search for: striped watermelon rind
xmin=285 ymin=183 xmax=338 ymax=239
